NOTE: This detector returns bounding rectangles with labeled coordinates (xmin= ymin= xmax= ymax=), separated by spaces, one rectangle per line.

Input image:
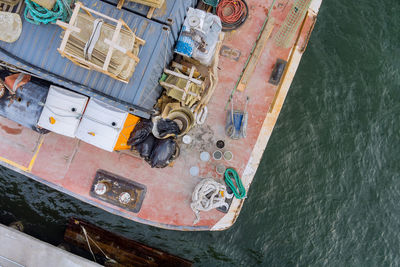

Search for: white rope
xmin=84 ymin=18 xmax=104 ymax=61
xmin=80 ymin=225 xmax=116 ymax=263
xmin=41 ymin=103 xmax=82 ymax=119
xmin=81 ymin=225 xmax=96 ymax=262
xmin=190 ymin=178 xmax=233 ymax=224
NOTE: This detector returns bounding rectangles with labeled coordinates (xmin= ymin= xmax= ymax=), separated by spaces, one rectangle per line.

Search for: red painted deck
xmin=0 ymin=0 xmax=322 ymax=230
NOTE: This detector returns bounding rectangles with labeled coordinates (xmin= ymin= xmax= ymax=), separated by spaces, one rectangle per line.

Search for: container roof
xmin=0 ymin=0 xmax=178 ymax=118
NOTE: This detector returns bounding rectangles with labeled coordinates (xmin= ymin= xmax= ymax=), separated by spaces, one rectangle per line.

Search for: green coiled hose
xmin=224 ymin=168 xmax=246 ymax=199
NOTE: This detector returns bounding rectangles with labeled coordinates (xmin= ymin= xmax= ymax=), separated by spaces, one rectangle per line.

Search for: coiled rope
xmin=24 ymin=0 xmax=71 ymax=25
xmin=190 ymin=178 xmax=232 ymax=224
xmin=224 ymin=168 xmax=246 ymax=199
xmin=216 ymin=0 xmax=248 ymax=31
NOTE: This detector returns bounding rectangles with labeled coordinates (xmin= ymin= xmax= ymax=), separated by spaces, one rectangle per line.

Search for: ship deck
xmin=0 ymin=0 xmax=322 ymax=230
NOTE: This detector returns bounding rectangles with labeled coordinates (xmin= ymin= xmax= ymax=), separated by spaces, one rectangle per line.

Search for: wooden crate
xmin=56 ymin=2 xmax=145 ymax=83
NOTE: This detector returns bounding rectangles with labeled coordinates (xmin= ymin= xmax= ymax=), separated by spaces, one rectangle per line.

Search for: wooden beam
xmin=80 ymin=4 xmax=119 ymax=23
xmin=182 ymin=66 xmax=195 ymax=100
xmin=104 ymin=39 xmax=140 ymax=63
xmin=134 ymin=36 xmax=146 ymax=46
xmin=128 ymin=0 xmax=164 ymax=9
xmin=103 ymin=20 xmax=122 ymax=71
xmin=58 ymin=2 xmax=81 ymax=52
xmin=237 ymin=17 xmax=275 ymax=92
xmin=171 ymin=62 xmax=201 ymax=78
xmin=147 ymin=7 xmax=155 ymax=19
xmin=55 ymin=20 xmax=80 ymax=33
xmin=164 ymin=69 xmax=202 ymax=85
xmin=160 ymin=81 xmax=199 ymax=98
xmin=64 ymin=218 xmax=192 ymax=267
xmin=117 ymin=0 xmax=125 ymax=9
xmin=126 ymin=51 xmax=140 ymax=63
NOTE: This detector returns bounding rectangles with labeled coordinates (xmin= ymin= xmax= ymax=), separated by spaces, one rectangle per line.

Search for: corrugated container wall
xmin=105 ymin=0 xmax=198 ymax=39
xmin=0 ymin=0 xmax=177 ymax=118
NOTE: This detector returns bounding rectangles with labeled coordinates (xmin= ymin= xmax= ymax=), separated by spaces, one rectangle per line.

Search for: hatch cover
xmin=90 ymin=169 xmax=146 ymax=213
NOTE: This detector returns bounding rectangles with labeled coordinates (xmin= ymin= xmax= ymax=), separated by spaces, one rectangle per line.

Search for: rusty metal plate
xmin=269 ymin=59 xmax=287 ymax=85
xmin=90 ymin=169 xmax=146 ymax=213
xmin=220 ymin=45 xmax=241 ymax=61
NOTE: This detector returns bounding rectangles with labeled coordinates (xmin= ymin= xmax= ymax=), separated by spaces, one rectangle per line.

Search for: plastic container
xmin=216 ymin=164 xmax=225 ymax=175
xmin=190 ymin=166 xmax=199 ymax=176
xmin=200 ymin=151 xmax=210 ymax=162
xmin=183 ymin=135 xmax=192 ymax=144
xmin=223 ymin=151 xmax=233 ymax=161
xmin=213 ymin=150 xmax=222 ymax=160
xmin=175 ymin=7 xmax=222 ymax=66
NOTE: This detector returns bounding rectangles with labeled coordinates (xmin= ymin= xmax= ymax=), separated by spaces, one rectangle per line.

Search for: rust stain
xmin=300 ymin=14 xmax=318 ymax=52
xmin=0 ymin=124 xmax=22 ymax=135
xmin=263 ymin=7 xmax=269 ymax=16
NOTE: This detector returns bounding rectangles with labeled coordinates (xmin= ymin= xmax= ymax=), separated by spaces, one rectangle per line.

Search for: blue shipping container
xmin=0 ymin=0 xmax=177 ymax=118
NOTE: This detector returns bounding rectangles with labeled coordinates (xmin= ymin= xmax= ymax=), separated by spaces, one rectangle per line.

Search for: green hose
xmin=224 ymin=168 xmax=246 ymax=199
xmin=24 ymin=0 xmax=71 ymax=25
xmin=202 ymin=0 xmax=220 ymax=8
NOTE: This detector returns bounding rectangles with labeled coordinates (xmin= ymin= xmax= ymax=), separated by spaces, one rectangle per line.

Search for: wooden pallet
xmin=160 ymin=65 xmax=203 ymax=102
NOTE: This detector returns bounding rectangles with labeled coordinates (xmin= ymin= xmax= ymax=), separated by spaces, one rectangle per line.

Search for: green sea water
xmin=1 ymin=0 xmax=399 ymax=265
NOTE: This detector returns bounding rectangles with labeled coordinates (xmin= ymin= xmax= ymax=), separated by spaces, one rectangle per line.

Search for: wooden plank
xmin=104 ymin=39 xmax=140 ymax=63
xmin=64 ymin=218 xmax=192 ymax=267
xmin=128 ymin=0 xmax=164 ymax=9
xmin=60 ymin=50 xmax=129 ymax=83
xmin=103 ymin=20 xmax=122 ymax=71
xmin=58 ymin=2 xmax=81 ymax=52
xmin=160 ymin=81 xmax=199 ymax=98
xmin=117 ymin=0 xmax=125 ymax=9
xmin=135 ymin=35 xmax=146 ymax=46
xmin=55 ymin=20 xmax=81 ymax=33
xmin=237 ymin=17 xmax=275 ymax=92
xmin=171 ymin=62 xmax=201 ymax=78
xmin=80 ymin=4 xmax=119 ymax=23
xmin=182 ymin=66 xmax=195 ymax=100
xmin=164 ymin=69 xmax=202 ymax=85
xmin=147 ymin=7 xmax=155 ymax=19
xmin=126 ymin=51 xmax=140 ymax=63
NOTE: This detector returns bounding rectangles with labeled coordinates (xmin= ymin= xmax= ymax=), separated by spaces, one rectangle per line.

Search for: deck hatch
xmin=90 ymin=169 xmax=147 ymax=213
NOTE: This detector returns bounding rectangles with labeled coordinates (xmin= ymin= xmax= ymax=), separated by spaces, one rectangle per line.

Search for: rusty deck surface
xmin=0 ymin=0 xmax=322 ymax=230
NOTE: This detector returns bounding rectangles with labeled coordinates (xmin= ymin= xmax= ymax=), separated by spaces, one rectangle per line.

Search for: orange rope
xmin=216 ymin=0 xmax=246 ymax=24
